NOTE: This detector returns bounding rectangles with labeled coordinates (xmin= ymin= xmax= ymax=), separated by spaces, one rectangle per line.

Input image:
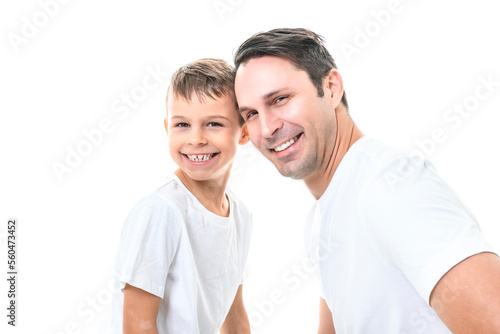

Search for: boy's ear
xmin=238 ymin=124 xmax=250 ymax=145
xmin=163 ymin=118 xmax=169 ymax=135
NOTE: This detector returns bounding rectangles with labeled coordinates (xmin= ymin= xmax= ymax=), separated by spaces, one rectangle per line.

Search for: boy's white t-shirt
xmin=304 ymin=136 xmax=496 ymax=334
xmin=109 ymin=175 xmax=252 ymax=334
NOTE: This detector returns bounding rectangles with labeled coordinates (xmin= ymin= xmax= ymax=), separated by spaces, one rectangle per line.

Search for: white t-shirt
xmin=109 ymin=175 xmax=252 ymax=334
xmin=304 ymin=136 xmax=495 ymax=334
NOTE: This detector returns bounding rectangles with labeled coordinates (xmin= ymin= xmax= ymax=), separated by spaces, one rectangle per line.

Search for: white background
xmin=1 ymin=0 xmax=499 ymax=333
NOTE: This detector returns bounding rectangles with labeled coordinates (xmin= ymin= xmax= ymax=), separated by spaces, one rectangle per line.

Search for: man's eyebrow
xmin=238 ymin=106 xmax=250 ymax=113
xmin=238 ymin=88 xmax=290 ymax=113
xmin=262 ymin=88 xmax=286 ymax=101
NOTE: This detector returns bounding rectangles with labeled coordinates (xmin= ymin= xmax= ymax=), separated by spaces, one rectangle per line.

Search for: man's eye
xmin=175 ymin=123 xmax=189 ymax=128
xmin=274 ymin=96 xmax=288 ymax=104
xmin=246 ymin=111 xmax=258 ymax=120
xmin=207 ymin=122 xmax=222 ymax=127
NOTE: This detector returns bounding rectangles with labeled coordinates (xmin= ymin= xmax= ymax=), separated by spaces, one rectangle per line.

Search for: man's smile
xmin=271 ymin=133 xmax=303 ymax=153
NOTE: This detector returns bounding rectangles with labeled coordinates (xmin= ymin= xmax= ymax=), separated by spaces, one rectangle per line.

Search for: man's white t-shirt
xmin=109 ymin=175 xmax=252 ymax=334
xmin=304 ymin=136 xmax=495 ymax=334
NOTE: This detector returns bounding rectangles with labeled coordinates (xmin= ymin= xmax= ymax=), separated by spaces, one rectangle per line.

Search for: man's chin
xmin=275 ymin=163 xmax=306 ymax=180
xmin=273 ymin=153 xmax=317 ymax=179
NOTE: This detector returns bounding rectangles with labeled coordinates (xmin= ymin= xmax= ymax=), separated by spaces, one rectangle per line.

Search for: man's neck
xmin=304 ymin=108 xmax=363 ymax=200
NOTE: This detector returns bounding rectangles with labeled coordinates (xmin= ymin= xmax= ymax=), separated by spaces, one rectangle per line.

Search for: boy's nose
xmin=188 ymin=128 xmax=208 ymax=145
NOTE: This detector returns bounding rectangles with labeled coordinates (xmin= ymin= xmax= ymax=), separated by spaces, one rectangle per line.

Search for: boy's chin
xmin=177 ymin=168 xmax=231 ymax=183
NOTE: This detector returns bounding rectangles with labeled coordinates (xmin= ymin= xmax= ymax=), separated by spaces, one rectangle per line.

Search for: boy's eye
xmin=175 ymin=122 xmax=189 ymax=128
xmin=207 ymin=122 xmax=222 ymax=127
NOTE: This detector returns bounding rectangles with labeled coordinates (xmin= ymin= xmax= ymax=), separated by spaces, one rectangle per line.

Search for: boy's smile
xmin=183 ymin=153 xmax=218 ymax=163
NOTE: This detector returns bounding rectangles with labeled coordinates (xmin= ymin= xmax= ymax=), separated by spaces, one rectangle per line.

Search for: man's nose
xmin=260 ymin=110 xmax=282 ymax=138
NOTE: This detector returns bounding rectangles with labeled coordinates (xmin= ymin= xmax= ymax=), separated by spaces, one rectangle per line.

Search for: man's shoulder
xmin=348 ymin=137 xmax=407 ymax=168
xmin=332 ymin=137 xmax=412 ymax=197
xmin=343 ymin=137 xmax=451 ymax=214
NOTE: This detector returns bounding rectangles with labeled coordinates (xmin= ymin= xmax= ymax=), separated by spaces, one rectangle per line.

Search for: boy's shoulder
xmin=120 ymin=177 xmax=186 ymax=239
xmin=152 ymin=175 xmax=198 ymax=213
xmin=148 ymin=175 xmax=252 ymax=224
xmin=154 ymin=175 xmax=185 ymax=201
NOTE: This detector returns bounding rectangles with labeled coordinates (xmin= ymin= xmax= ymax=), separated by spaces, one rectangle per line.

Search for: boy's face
xmin=165 ymin=94 xmax=248 ymax=182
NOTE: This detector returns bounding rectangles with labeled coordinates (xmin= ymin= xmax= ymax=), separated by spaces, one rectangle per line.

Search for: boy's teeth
xmin=187 ymin=154 xmax=214 ymax=161
xmin=274 ymin=136 xmax=298 ymax=152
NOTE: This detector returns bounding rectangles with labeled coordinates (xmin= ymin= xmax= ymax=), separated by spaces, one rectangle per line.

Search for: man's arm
xmin=430 ymin=252 xmax=500 ymax=333
xmin=123 ymin=283 xmax=162 ymax=334
xmin=220 ymin=285 xmax=251 ymax=334
xmin=318 ymin=297 xmax=336 ymax=334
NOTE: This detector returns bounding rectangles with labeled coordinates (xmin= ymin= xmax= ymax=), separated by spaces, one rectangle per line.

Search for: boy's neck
xmin=174 ymin=168 xmax=231 ymax=217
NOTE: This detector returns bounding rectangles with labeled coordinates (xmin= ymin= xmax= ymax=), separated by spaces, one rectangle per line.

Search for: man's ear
xmin=238 ymin=124 xmax=250 ymax=145
xmin=323 ymin=69 xmax=344 ymax=107
xmin=163 ymin=118 xmax=169 ymax=135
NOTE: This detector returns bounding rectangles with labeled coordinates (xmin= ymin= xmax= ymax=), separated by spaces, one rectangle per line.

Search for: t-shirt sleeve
xmin=228 ymin=192 xmax=253 ymax=286
xmin=239 ymin=208 xmax=253 ymax=285
xmin=360 ymin=158 xmax=496 ymax=304
xmin=116 ymin=194 xmax=183 ymax=298
xmin=240 ymin=259 xmax=252 ymax=285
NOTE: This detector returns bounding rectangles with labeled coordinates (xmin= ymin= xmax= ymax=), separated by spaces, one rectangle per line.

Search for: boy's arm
xmin=318 ymin=297 xmax=336 ymax=334
xmin=220 ymin=285 xmax=251 ymax=334
xmin=123 ymin=283 xmax=162 ymax=334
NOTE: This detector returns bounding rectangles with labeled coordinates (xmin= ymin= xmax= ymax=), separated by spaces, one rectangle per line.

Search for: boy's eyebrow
xmin=238 ymin=88 xmax=289 ymax=113
xmin=170 ymin=115 xmax=232 ymax=120
xmin=206 ymin=114 xmax=231 ymax=121
xmin=208 ymin=114 xmax=230 ymax=118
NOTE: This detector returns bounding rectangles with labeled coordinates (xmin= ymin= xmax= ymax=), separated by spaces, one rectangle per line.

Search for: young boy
xmin=110 ymin=58 xmax=252 ymax=333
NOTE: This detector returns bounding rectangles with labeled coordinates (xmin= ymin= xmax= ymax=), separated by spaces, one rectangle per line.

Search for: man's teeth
xmin=186 ymin=154 xmax=214 ymax=162
xmin=274 ymin=136 xmax=298 ymax=152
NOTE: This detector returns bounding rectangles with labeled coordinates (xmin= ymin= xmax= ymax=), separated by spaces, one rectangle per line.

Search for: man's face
xmin=235 ymin=56 xmax=337 ymax=180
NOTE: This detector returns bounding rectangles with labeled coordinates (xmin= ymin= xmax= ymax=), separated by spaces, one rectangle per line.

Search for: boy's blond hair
xmin=167 ymin=58 xmax=237 ymax=106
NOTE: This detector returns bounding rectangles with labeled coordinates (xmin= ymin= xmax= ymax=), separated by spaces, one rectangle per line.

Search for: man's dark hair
xmin=234 ymin=28 xmax=348 ymax=109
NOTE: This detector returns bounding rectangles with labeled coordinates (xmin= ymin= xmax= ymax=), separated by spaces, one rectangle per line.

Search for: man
xmin=233 ymin=28 xmax=500 ymax=333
